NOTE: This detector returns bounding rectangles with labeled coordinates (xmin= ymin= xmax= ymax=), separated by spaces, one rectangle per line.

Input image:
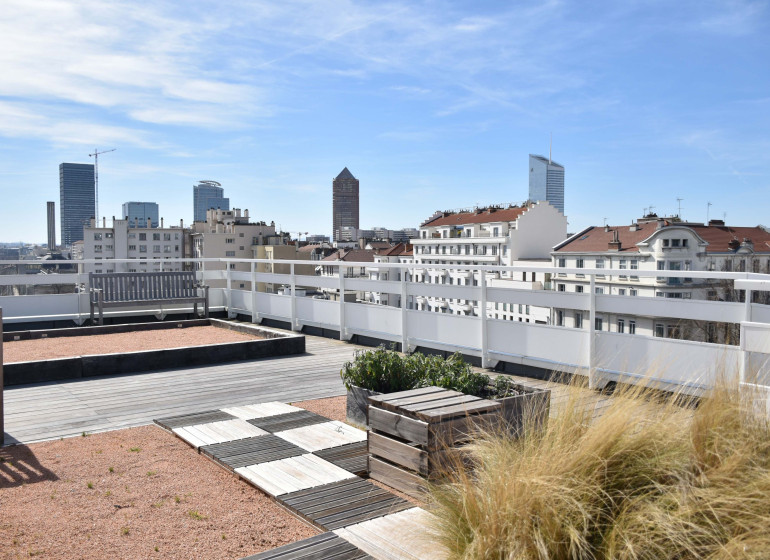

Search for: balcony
xmin=1 ymin=258 xmax=769 ymax=395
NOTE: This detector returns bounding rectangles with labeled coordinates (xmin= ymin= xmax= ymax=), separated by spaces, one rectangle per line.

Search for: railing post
xmin=339 ymin=263 xmax=346 ymax=340
xmin=290 ymin=262 xmax=298 ymax=331
xmin=1 ymin=307 xmax=4 ymax=446
xmin=226 ymin=262 xmax=233 ymax=318
xmin=251 ymin=261 xmax=258 ymax=324
xmin=401 ymin=266 xmax=408 ymax=353
xmin=588 ymin=274 xmax=597 ymax=389
xmin=480 ymin=268 xmax=489 ymax=368
xmin=740 ymin=279 xmax=753 ymax=384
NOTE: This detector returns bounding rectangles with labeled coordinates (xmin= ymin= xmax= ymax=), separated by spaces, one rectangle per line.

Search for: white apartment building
xmin=367 ymin=243 xmax=415 ymax=308
xmin=411 ymin=201 xmax=567 ymax=321
xmin=318 ymin=248 xmax=376 ymax=302
xmin=551 ymin=217 xmax=770 ymax=341
xmin=190 ymin=208 xmax=282 ymax=289
xmin=81 ymin=217 xmax=185 ymax=273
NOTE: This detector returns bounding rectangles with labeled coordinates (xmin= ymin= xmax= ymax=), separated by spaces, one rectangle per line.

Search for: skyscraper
xmin=528 ymin=154 xmax=565 ymax=214
xmin=46 ymin=201 xmax=56 ymax=250
xmin=332 ymin=167 xmax=359 ymax=241
xmin=59 ymin=163 xmax=95 ymax=247
xmin=193 ymin=180 xmax=229 ymax=222
xmin=122 ymin=201 xmax=160 ymax=228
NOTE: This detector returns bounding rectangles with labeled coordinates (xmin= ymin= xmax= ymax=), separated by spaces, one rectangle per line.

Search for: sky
xmin=1 ymin=0 xmax=768 ymax=243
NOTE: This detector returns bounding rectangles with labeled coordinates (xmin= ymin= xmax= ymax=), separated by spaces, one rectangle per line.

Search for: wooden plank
xmin=368 ymin=432 xmax=427 ymax=475
xmin=154 ymin=409 xmax=236 ymax=430
xmin=374 ymin=390 xmax=464 ymax=414
xmin=368 ymin=456 xmax=426 ymax=499
xmin=367 ymin=386 xmax=447 ymax=404
xmin=416 ymin=399 xmax=501 ymax=422
xmin=240 ymin=532 xmax=373 ymax=560
xmin=248 ymin=410 xmax=328 ymax=433
xmin=222 ymin=402 xmax=302 ymax=420
xmin=275 ymin=421 xmax=366 ymax=452
xmin=312 ymin=441 xmax=368 ymax=475
xmin=202 ymin=434 xmax=306 ymax=469
xmin=368 ymin=407 xmax=429 ymax=445
xmin=398 ymin=394 xmax=481 ymax=413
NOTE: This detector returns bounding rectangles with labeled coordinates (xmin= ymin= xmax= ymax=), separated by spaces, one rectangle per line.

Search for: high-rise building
xmin=59 ymin=163 xmax=95 ymax=247
xmin=122 ymin=201 xmax=160 ymax=228
xmin=332 ymin=167 xmax=359 ymax=241
xmin=46 ymin=201 xmax=56 ymax=250
xmin=529 ymin=154 xmax=565 ymax=214
xmin=193 ymin=180 xmax=229 ymax=222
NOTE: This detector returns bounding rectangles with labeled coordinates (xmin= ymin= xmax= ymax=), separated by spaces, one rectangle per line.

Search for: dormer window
xmin=662 ymin=239 xmax=670 ymax=247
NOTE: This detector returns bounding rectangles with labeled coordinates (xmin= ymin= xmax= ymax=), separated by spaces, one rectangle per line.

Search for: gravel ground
xmin=2 ymin=326 xmax=261 ymax=363
xmin=0 ymin=425 xmax=317 ymax=560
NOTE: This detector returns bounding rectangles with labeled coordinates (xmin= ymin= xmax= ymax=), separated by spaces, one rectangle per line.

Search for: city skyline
xmin=0 ymin=1 xmax=768 ymax=243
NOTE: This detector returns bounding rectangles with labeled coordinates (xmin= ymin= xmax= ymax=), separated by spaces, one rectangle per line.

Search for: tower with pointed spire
xmin=332 ymin=167 xmax=360 ymax=241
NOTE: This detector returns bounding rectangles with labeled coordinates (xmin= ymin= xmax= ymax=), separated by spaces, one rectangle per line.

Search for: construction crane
xmin=89 ymin=148 xmax=116 ymax=224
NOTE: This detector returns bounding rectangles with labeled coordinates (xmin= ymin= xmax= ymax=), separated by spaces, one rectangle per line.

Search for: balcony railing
xmin=1 ymin=258 xmax=769 ymax=396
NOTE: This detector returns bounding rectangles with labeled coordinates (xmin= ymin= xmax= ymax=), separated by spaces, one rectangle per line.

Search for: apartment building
xmin=367 ymin=243 xmax=414 ymax=308
xmin=190 ymin=208 xmax=282 ymax=289
xmin=81 ymin=217 xmax=185 ymax=273
xmin=318 ymin=249 xmax=376 ymax=302
xmin=254 ymin=245 xmax=314 ymax=294
xmin=551 ymin=217 xmax=770 ymax=340
xmin=411 ymin=201 xmax=567 ymax=321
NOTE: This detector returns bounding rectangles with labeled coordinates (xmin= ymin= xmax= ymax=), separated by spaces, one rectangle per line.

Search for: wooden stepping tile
xmin=247 ymin=410 xmax=329 ymax=433
xmin=275 ymin=421 xmax=367 ymax=452
xmin=221 ymin=402 xmax=303 ymax=420
xmin=281 ymin=478 xmax=414 ymax=530
xmin=240 ymin=532 xmax=374 ymax=559
xmin=201 ymin=434 xmax=306 ymax=470
xmin=235 ymin=454 xmax=357 ymax=497
xmin=172 ymin=419 xmax=268 ymax=448
xmin=313 ymin=441 xmax=368 ymax=475
xmin=154 ymin=410 xmax=235 ymax=430
xmin=335 ymin=507 xmax=448 ymax=560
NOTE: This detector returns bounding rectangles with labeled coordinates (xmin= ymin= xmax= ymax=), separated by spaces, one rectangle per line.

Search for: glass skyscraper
xmin=332 ymin=167 xmax=359 ymax=241
xmin=528 ymin=154 xmax=565 ymax=214
xmin=59 ymin=163 xmax=95 ymax=246
xmin=122 ymin=201 xmax=160 ymax=228
xmin=193 ymin=180 xmax=229 ymax=222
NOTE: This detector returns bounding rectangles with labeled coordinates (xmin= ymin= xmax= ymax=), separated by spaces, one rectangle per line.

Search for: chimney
xmin=180 ymin=219 xmax=183 ymax=228
xmin=708 ymin=219 xmax=725 ymax=227
xmin=161 ymin=217 xmax=164 ymax=228
xmin=629 ymin=223 xmax=639 ymax=232
xmin=656 ymin=218 xmax=665 ymax=230
xmin=147 ymin=218 xmax=151 ymax=228
xmin=604 ymin=225 xmax=610 ymax=233
xmin=244 ymin=209 xmax=249 ymax=220
xmin=608 ymin=230 xmax=621 ymax=251
xmin=102 ymin=217 xmax=106 ymax=228
xmin=90 ymin=218 xmax=96 ymax=228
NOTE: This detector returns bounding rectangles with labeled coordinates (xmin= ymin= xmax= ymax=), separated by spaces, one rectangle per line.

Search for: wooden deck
xmin=2 ymin=334 xmax=361 ymax=445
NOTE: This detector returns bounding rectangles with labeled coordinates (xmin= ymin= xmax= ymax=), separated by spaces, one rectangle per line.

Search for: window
xmin=662 ymin=239 xmax=670 ymax=247
xmin=630 ymin=259 xmax=638 ymax=270
xmin=595 ymin=287 xmax=604 ymax=294
xmin=94 ymin=245 xmax=102 ymax=253
xmin=128 ymin=245 xmax=136 ymax=251
xmin=139 ymin=233 xmax=147 ymax=241
xmin=153 ymin=245 xmax=161 ymax=253
xmin=239 ymin=232 xmax=244 ymax=237
xmin=618 ymin=288 xmax=626 ymax=296
xmin=617 ymin=319 xmax=625 ymax=333
xmin=629 ymin=321 xmax=636 ymax=334
xmin=575 ymin=313 xmax=583 ymax=329
xmin=619 ymin=259 xmax=627 ymax=270
xmin=655 ymin=323 xmax=665 ymax=337
xmin=153 ymin=233 xmax=161 ymax=241
xmin=576 ymin=258 xmax=584 ymax=268
xmin=164 ymin=246 xmax=172 ymax=253
xmin=226 ymin=238 xmax=234 ymax=244
xmin=556 ymin=310 xmax=564 ymax=326
xmin=139 ymin=245 xmax=147 ymax=253
xmin=682 ymin=239 xmax=688 ymax=247
xmin=558 ymin=284 xmax=566 ymax=292
xmin=128 ymin=233 xmax=136 ymax=239
xmin=94 ymin=233 xmax=102 ymax=240
xmin=667 ymin=325 xmax=681 ymax=338
xmin=492 ymin=227 xmax=499 ymax=237
xmin=671 ymin=239 xmax=681 ymax=247
xmin=558 ymin=257 xmax=566 ymax=268
xmin=595 ymin=317 xmax=603 ymax=331
xmin=105 ymin=232 xmax=113 ymax=239
xmin=229 ymin=263 xmax=236 ymax=269
xmin=629 ymin=289 xmax=637 ymax=296
xmin=518 ymin=304 xmax=523 ymax=313
xmin=225 ymin=251 xmax=236 ymax=257
xmin=526 ymin=305 xmax=530 ymax=315
xmin=105 ymin=245 xmax=113 ymax=251
xmin=163 ymin=233 xmax=171 ymax=241
xmin=595 ymin=259 xmax=605 ymax=269
xmin=575 ymin=285 xmax=584 ymax=293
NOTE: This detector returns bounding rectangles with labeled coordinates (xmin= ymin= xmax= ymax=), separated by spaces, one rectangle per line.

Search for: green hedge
xmin=340 ymin=346 xmax=517 ymax=398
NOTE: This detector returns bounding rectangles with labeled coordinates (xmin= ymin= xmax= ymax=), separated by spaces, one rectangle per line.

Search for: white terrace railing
xmin=1 ymin=258 xmax=769 ymax=395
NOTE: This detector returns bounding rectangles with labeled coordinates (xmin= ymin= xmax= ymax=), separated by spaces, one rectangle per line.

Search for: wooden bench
xmin=89 ymin=271 xmax=208 ymax=325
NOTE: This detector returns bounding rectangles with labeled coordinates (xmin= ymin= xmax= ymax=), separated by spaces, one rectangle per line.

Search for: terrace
xmin=1 ymin=257 xmax=769 ymax=558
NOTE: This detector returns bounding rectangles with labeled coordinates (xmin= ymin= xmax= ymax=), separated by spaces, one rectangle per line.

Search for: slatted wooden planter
xmin=366 ymin=387 xmax=503 ymax=498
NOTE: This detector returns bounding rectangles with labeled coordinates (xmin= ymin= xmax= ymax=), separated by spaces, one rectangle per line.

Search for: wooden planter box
xmin=366 ymin=387 xmax=503 ymax=498
xmin=345 ymin=385 xmax=382 ymax=428
xmin=494 ymin=382 xmax=551 ymax=436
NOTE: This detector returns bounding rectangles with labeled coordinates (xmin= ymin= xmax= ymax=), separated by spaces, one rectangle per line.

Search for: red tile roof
xmin=297 ymin=244 xmax=321 ymax=253
xmin=554 ymin=222 xmax=770 ymax=254
xmin=321 ymin=249 xmax=376 ymax=262
xmin=377 ymin=242 xmax=413 ymax=257
xmin=422 ymin=206 xmax=528 ymax=227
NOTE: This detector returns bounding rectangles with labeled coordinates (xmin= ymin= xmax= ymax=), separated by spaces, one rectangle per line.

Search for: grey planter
xmin=346 ymin=386 xmax=382 ymax=428
xmin=493 ymin=383 xmax=551 ymax=436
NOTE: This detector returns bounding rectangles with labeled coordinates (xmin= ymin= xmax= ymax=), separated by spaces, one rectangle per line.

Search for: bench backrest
xmin=89 ymin=271 xmax=200 ymax=302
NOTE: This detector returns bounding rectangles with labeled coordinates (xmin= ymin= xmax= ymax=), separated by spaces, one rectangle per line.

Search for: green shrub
xmin=341 ymin=346 xmax=495 ymax=397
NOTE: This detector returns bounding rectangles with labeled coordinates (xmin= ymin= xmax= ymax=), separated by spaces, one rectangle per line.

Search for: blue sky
xmin=1 ymin=0 xmax=768 ymax=243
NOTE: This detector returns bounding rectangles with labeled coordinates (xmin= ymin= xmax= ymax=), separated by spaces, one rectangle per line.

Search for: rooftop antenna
xmin=676 ymin=197 xmax=683 ymax=218
xmin=603 ymin=217 xmax=608 ymax=226
xmin=706 ymin=201 xmax=712 ymax=223
xmin=89 ymin=147 xmax=116 ymax=224
xmin=549 ymin=132 xmax=552 ymax=164
xmin=648 ymin=205 xmax=655 ymax=215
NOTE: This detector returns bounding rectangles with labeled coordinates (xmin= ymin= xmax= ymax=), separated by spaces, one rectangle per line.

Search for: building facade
xmin=193 ymin=180 xmax=229 ymax=222
xmin=46 ymin=201 xmax=56 ymax=251
xmin=59 ymin=163 xmax=95 ymax=247
xmin=123 ymin=201 xmax=160 ymax=228
xmin=551 ymin=217 xmax=770 ymax=341
xmin=367 ymin=243 xmax=415 ymax=308
xmin=529 ymin=154 xmax=565 ymax=214
xmin=80 ymin=217 xmax=185 ymax=273
xmin=411 ymin=202 xmax=567 ymax=321
xmin=332 ymin=168 xmax=359 ymax=241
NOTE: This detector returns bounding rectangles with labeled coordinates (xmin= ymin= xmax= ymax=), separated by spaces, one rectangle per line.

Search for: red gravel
xmin=2 ymin=326 xmax=261 ymax=363
xmin=292 ymin=396 xmax=347 ymax=423
xmin=0 ymin=425 xmax=317 ymax=560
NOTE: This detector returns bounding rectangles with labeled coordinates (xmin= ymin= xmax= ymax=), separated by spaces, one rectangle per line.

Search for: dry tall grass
xmin=427 ymin=376 xmax=770 ymax=559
